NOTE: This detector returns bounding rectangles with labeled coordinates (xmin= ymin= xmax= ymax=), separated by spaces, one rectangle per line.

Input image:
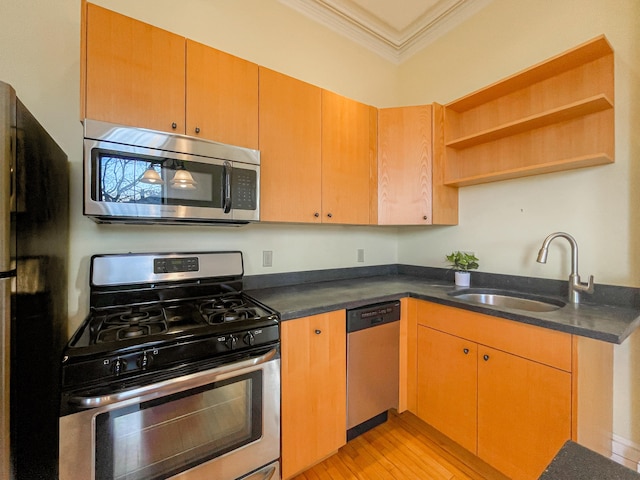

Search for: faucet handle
xmin=575 ymin=275 xmax=595 ymax=294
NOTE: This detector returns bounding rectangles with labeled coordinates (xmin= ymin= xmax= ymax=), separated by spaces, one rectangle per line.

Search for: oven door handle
xmin=68 ymin=348 xmax=278 ymax=409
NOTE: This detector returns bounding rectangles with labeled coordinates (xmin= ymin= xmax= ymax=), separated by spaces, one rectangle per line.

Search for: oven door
xmin=60 ymin=349 xmax=280 ymax=480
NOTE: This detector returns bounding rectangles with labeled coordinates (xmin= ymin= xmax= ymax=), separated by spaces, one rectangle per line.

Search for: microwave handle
xmin=223 ymin=161 xmax=232 ymax=213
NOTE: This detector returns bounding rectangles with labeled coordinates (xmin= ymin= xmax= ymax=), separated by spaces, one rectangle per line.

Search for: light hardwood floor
xmin=291 ymin=411 xmax=509 ymax=480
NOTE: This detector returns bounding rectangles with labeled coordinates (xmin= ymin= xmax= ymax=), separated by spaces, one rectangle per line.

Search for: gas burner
xmin=119 ymin=325 xmax=149 ymax=339
xmin=198 ymin=297 xmax=246 ymax=316
xmin=96 ymin=320 xmax=167 ymax=343
xmin=207 ymin=307 xmax=258 ymax=324
xmin=103 ymin=306 xmax=164 ymax=326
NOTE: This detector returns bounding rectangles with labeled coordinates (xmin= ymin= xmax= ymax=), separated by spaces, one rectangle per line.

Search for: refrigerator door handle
xmin=8 ymin=160 xmax=15 ymax=213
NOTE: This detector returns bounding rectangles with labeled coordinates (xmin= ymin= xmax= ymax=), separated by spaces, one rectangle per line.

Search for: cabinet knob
xmin=327 ymin=213 xmax=333 ymax=218
xmin=171 ymin=122 xmax=177 ymax=129
xmin=483 ymin=354 xmax=490 ymax=361
xmin=314 ymin=212 xmax=320 ymax=218
xmin=195 ymin=127 xmax=200 ymax=134
xmin=314 ymin=329 xmax=322 ymax=335
xmin=423 ymin=215 xmax=428 ymax=220
xmin=463 ymin=348 xmax=469 ymax=354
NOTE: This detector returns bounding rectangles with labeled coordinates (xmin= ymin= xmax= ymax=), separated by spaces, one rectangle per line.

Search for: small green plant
xmin=445 ymin=251 xmax=479 ymax=272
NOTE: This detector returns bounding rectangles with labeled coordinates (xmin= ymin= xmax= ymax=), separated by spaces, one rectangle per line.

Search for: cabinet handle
xmin=195 ymin=127 xmax=200 ymax=134
xmin=327 ymin=213 xmax=333 ymax=218
xmin=314 ymin=329 xmax=322 ymax=335
xmin=314 ymin=212 xmax=319 ymax=218
xmin=171 ymin=122 xmax=177 ymax=129
xmin=463 ymin=348 xmax=469 ymax=354
xmin=483 ymin=354 xmax=490 ymax=361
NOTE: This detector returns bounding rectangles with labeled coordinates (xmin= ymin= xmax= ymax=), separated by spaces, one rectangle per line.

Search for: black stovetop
xmin=69 ymin=291 xmax=275 ymax=350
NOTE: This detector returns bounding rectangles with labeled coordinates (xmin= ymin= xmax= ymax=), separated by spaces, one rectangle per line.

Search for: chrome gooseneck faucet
xmin=536 ymin=232 xmax=594 ymax=304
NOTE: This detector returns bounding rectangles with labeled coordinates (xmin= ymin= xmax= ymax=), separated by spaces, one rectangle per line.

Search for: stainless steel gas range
xmin=59 ymin=251 xmax=280 ymax=480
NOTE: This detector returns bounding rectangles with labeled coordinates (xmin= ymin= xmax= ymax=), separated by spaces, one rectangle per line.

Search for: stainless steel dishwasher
xmin=346 ymin=301 xmax=400 ymax=441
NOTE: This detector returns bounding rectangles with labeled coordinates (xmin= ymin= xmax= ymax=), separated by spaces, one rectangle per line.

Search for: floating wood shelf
xmin=444 ymin=35 xmax=614 ymax=187
xmin=445 ymin=153 xmax=614 ymax=187
xmin=446 ymin=94 xmax=613 ymax=150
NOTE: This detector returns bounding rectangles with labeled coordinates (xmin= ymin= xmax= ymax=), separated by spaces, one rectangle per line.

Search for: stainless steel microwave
xmin=83 ymin=120 xmax=260 ymax=225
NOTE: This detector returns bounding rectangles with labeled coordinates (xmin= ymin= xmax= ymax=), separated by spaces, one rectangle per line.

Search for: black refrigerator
xmin=0 ymin=80 xmax=69 ymax=479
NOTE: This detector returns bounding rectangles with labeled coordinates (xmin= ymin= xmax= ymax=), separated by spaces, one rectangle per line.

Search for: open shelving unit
xmin=444 ymin=35 xmax=614 ymax=187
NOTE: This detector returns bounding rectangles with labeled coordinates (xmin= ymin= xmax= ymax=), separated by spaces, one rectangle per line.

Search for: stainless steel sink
xmin=448 ymin=289 xmax=565 ymax=312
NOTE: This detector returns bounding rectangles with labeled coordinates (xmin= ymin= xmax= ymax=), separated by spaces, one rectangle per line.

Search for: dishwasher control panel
xmin=346 ymin=301 xmax=400 ymax=333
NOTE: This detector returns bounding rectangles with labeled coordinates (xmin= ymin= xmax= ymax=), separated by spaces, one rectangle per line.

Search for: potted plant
xmin=446 ymin=251 xmax=479 ymax=287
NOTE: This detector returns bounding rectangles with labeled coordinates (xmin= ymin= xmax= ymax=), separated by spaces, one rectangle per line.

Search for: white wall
xmin=395 ymin=0 xmax=640 ymax=450
xmin=397 ymin=0 xmax=640 ymax=286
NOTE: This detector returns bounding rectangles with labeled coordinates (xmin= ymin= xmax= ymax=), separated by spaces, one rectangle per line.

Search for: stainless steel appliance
xmin=346 ymin=301 xmax=400 ymax=441
xmin=59 ymin=252 xmax=280 ymax=480
xmin=0 ymin=80 xmax=69 ymax=479
xmin=83 ymin=119 xmax=260 ymax=225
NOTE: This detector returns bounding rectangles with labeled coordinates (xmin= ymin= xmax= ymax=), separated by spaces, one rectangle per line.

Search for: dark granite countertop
xmin=246 ymin=270 xmax=640 ymax=344
xmin=539 ymin=441 xmax=640 ymax=479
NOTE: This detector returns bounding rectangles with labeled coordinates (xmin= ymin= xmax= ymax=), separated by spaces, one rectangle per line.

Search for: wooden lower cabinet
xmin=417 ymin=326 xmax=477 ymax=453
xmin=414 ymin=302 xmax=573 ymax=480
xmin=280 ymin=311 xmax=346 ymax=479
xmin=477 ymin=345 xmax=571 ymax=479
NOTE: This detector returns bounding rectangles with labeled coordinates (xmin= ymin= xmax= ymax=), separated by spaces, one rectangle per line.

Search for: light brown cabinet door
xmin=477 ymin=345 xmax=571 ymax=480
xmin=378 ymin=105 xmax=433 ymax=225
xmin=185 ymin=40 xmax=259 ymax=149
xmin=259 ymin=68 xmax=322 ymax=223
xmin=416 ymin=325 xmax=477 ymax=453
xmin=321 ymin=90 xmax=375 ymax=225
xmin=281 ymin=311 xmax=346 ymax=479
xmin=84 ymin=3 xmax=185 ymax=133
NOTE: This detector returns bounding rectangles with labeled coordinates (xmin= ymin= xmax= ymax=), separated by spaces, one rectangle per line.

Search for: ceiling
xmin=279 ymin=0 xmax=494 ymax=64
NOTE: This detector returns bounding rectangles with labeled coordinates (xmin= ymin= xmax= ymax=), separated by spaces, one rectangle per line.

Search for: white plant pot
xmin=455 ymin=271 xmax=471 ymax=287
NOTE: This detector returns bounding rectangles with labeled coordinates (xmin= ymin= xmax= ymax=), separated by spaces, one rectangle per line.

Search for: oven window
xmin=95 ymin=371 xmax=262 ymax=480
xmin=92 ymin=148 xmax=224 ymax=208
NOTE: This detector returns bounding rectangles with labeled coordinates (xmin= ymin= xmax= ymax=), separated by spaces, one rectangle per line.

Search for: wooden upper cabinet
xmin=83 ymin=2 xmax=186 ymax=133
xmin=259 ymin=67 xmax=322 ymax=223
xmin=378 ymin=104 xmax=458 ymax=225
xmin=185 ymin=40 xmax=259 ymax=149
xmin=82 ymin=3 xmax=259 ymax=147
xmin=321 ymin=90 xmax=376 ymax=225
xmin=281 ymin=311 xmax=347 ymax=479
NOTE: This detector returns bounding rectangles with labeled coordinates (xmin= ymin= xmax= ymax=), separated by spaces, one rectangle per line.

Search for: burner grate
xmin=97 ymin=306 xmax=168 ymax=343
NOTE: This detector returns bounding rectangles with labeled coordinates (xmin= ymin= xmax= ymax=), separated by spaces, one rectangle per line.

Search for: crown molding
xmin=279 ymin=0 xmax=495 ymax=64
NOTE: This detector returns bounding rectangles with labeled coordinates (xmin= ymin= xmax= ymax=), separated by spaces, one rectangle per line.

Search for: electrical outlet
xmin=262 ymin=250 xmax=273 ymax=267
xmin=357 ymin=249 xmax=365 ymax=263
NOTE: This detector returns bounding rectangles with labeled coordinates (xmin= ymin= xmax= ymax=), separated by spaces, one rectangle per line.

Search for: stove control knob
xmin=112 ymin=358 xmax=127 ymax=376
xmin=225 ymin=334 xmax=238 ymax=350
xmin=137 ymin=352 xmax=151 ymax=370
xmin=244 ymin=332 xmax=255 ymax=346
